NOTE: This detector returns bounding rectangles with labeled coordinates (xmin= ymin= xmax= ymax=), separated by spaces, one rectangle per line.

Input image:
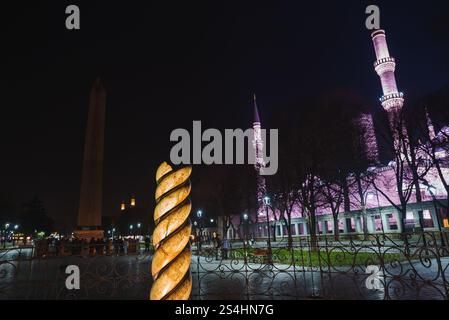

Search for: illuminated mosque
xmin=222 ymin=29 xmax=449 ymax=240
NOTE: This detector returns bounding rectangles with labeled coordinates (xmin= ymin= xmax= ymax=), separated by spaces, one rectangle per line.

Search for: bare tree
xmin=367 ymin=109 xmax=430 ymax=236
xmin=320 ymin=178 xmax=343 ymax=240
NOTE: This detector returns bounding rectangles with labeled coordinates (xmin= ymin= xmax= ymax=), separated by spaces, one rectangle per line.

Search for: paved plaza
xmin=1 ymin=246 xmax=448 ymax=300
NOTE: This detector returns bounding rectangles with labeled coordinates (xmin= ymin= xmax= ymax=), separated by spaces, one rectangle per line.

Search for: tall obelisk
xmin=74 ymin=78 xmax=106 ymax=240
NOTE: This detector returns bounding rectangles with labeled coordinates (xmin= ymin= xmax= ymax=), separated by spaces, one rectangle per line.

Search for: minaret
xmin=75 ymin=78 xmax=106 ymax=240
xmin=356 ymin=112 xmax=379 ymax=164
xmin=252 ymin=95 xmax=266 ymax=213
xmin=252 ymin=94 xmax=265 ymax=171
xmin=371 ymin=29 xmax=406 ymax=146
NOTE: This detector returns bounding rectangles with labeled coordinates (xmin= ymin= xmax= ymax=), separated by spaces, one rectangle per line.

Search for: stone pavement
xmin=190 ymin=255 xmax=449 ymax=300
xmin=1 ymin=248 xmax=448 ymax=299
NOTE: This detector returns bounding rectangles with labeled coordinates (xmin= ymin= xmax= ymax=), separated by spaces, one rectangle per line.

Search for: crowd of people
xmin=193 ymin=232 xmax=233 ymax=260
xmin=35 ymin=236 xmax=153 ymax=257
xmin=17 ymin=231 xmax=242 ymax=261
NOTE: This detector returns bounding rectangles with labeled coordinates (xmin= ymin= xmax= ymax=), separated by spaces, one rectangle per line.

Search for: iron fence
xmin=1 ymin=232 xmax=448 ymax=299
xmin=191 ymin=231 xmax=449 ymax=300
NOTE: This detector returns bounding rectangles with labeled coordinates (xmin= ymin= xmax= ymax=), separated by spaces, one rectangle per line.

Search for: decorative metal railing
xmin=1 ymin=232 xmax=448 ymax=300
xmin=0 ymin=244 xmax=152 ymax=299
xmin=191 ymin=231 xmax=449 ymax=300
xmin=373 ymin=56 xmax=395 ymax=68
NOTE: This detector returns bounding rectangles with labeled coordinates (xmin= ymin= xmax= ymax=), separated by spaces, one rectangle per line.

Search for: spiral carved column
xmin=150 ymin=162 xmax=192 ymax=300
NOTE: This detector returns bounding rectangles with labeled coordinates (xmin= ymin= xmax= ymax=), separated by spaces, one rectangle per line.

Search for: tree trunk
xmin=309 ymin=214 xmax=318 ymax=252
xmin=333 ymin=215 xmax=340 ymax=241
xmin=286 ymin=215 xmax=293 ymax=249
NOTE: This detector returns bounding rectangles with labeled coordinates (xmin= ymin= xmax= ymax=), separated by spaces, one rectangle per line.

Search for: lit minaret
xmin=252 ymin=94 xmax=265 ymax=172
xmin=371 ymin=29 xmax=405 ymax=145
xmin=356 ymin=112 xmax=379 ymax=164
xmin=252 ymin=94 xmax=266 ymax=213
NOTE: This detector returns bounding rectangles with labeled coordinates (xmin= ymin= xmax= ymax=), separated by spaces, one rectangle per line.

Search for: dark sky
xmin=1 ymin=1 xmax=448 ymax=229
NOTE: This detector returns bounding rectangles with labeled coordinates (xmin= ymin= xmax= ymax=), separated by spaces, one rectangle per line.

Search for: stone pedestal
xmin=73 ymin=228 xmax=104 ymax=240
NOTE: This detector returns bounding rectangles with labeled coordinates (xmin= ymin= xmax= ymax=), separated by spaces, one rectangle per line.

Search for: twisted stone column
xmin=150 ymin=162 xmax=192 ymax=300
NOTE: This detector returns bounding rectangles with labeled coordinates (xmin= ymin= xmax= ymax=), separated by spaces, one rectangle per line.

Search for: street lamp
xmin=361 ymin=192 xmax=377 ymax=238
xmin=242 ymin=213 xmax=250 ymax=241
xmin=14 ymin=224 xmax=19 ymax=230
xmin=367 ymin=191 xmax=385 ymax=236
xmin=210 ymin=219 xmax=214 ymax=223
xmin=427 ymin=184 xmax=445 ymax=246
xmin=196 ymin=210 xmax=204 ymax=252
xmin=263 ymin=195 xmax=273 ymax=264
xmin=2 ymin=223 xmax=10 ymax=249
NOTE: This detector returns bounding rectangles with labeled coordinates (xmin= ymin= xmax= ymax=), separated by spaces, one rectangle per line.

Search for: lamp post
xmin=361 ymin=192 xmax=373 ymax=238
xmin=197 ymin=210 xmax=203 ymax=252
xmin=427 ymin=185 xmax=445 ymax=247
xmin=12 ymin=224 xmax=19 ymax=246
xmin=3 ymin=223 xmax=10 ymax=249
xmin=263 ymin=195 xmax=273 ymax=264
xmin=243 ymin=213 xmax=250 ymax=243
xmin=368 ymin=191 xmax=385 ymax=236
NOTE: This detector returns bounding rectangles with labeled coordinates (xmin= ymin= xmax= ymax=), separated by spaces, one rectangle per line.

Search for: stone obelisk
xmin=74 ymin=78 xmax=106 ymax=240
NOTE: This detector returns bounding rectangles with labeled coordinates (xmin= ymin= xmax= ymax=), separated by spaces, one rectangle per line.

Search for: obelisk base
xmin=73 ymin=227 xmax=104 ymax=240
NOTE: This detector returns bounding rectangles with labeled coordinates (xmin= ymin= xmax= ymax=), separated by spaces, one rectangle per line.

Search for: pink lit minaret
xmin=371 ymin=29 xmax=405 ymax=145
xmin=252 ymin=94 xmax=266 ymax=214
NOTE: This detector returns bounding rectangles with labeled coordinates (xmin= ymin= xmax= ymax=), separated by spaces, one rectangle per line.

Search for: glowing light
xmin=131 ymin=197 xmax=136 ymax=207
xmin=444 ymin=219 xmax=449 ymax=228
xmin=120 ymin=202 xmax=126 ymax=211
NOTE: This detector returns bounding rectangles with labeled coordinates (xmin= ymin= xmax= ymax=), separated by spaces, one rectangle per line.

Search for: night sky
xmin=1 ymin=1 xmax=448 ymax=230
